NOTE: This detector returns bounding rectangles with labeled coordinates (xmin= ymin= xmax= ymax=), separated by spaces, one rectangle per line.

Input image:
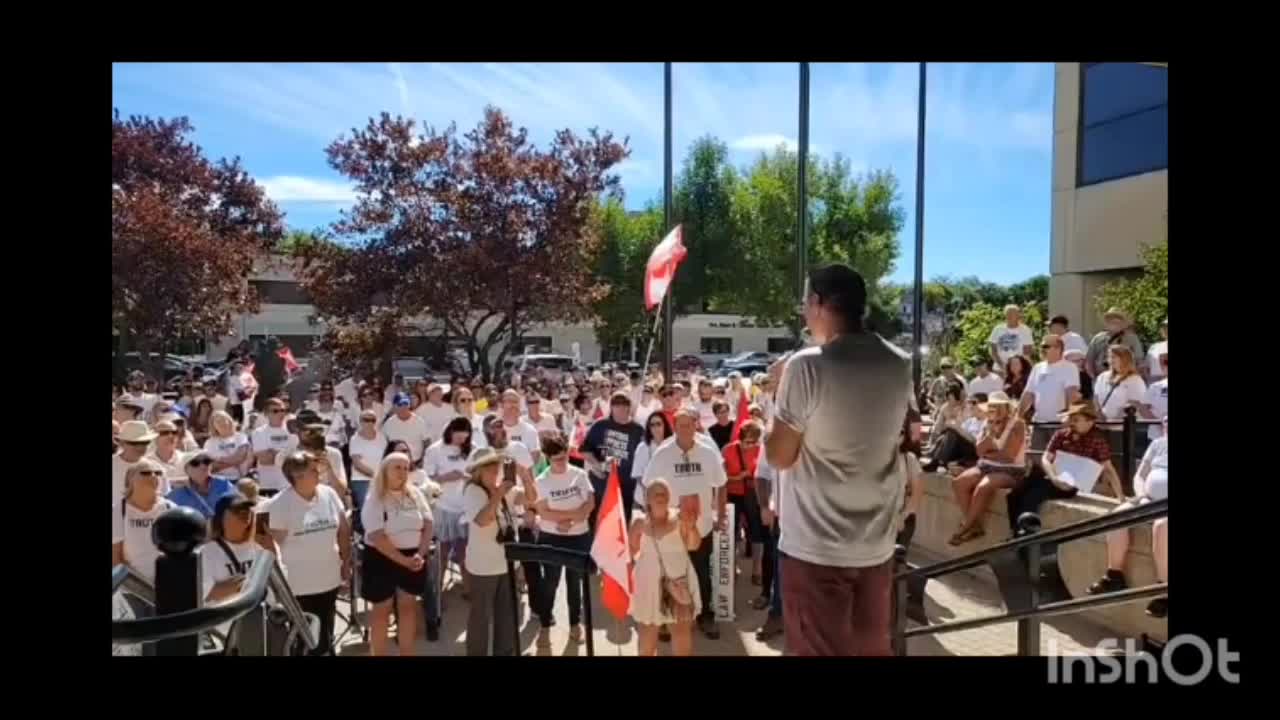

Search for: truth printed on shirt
xmin=129 ymin=517 xmax=157 ymax=530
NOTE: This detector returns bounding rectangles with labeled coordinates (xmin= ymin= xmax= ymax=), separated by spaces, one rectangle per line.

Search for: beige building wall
xmin=1050 ymin=62 xmax=1168 ymax=338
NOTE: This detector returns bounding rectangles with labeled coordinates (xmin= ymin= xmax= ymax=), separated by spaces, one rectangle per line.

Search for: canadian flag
xmin=590 ymin=461 xmax=633 ymax=621
xmin=277 ymin=347 xmax=301 ymax=376
xmin=644 ymin=225 xmax=688 ymax=310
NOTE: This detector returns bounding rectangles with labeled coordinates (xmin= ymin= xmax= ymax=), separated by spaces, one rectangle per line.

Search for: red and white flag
xmin=277 ymin=346 xmax=301 ymax=376
xmin=644 ymin=225 xmax=687 ymax=310
xmin=730 ymin=386 xmax=752 ymax=443
xmin=590 ymin=461 xmax=633 ymax=621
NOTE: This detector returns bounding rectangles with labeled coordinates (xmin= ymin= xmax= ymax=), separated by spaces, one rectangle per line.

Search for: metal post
xmin=1016 ymin=541 xmax=1042 ymax=656
xmin=151 ymin=507 xmax=207 ymax=656
xmin=892 ymin=544 xmax=908 ymax=656
xmin=1122 ymin=406 xmax=1137 ymax=496
xmin=506 ymin=559 xmax=522 ymax=656
xmin=911 ymin=62 xmax=927 ymax=392
xmin=661 ymin=62 xmax=674 ymax=384
xmin=581 ymin=569 xmax=596 ymax=657
xmin=796 ymin=62 xmax=810 ymax=347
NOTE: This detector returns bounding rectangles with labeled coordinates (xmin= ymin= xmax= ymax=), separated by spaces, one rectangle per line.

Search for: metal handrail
xmin=267 ymin=562 xmax=316 ymax=651
xmin=893 ymin=494 xmax=1168 ymax=656
xmin=903 ymin=583 xmax=1169 ymax=639
xmin=112 ymin=555 xmax=275 ymax=645
xmin=898 ymin=498 xmax=1168 ymax=581
xmin=113 ymin=564 xmax=157 ymax=605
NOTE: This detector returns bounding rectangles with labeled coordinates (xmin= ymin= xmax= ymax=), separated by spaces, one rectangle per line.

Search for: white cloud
xmin=728 ymin=133 xmax=823 ymax=154
xmin=259 ymin=176 xmax=357 ymax=205
xmin=389 ymin=62 xmax=410 ymax=115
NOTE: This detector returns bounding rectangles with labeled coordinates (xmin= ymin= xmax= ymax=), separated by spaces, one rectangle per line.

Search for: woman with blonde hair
xmin=629 ymin=477 xmax=702 ymax=656
xmin=112 ymin=459 xmax=177 ymax=585
xmin=203 ymin=410 xmax=250 ymax=480
xmin=948 ymin=391 xmax=1027 ymax=546
xmin=1094 ymin=345 xmax=1148 ymax=422
xmin=360 ymin=452 xmax=434 ymax=655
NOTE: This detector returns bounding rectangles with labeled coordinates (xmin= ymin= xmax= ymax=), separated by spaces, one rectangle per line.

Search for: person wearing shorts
xmin=359 ymin=452 xmax=434 ymax=654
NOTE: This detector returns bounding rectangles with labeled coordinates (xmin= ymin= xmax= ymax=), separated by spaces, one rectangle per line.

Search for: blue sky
xmin=112 ymin=62 xmax=1053 ymax=285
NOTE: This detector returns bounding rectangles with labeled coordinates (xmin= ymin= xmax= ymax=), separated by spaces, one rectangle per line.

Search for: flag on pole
xmin=590 ymin=461 xmax=633 ymax=621
xmin=277 ymin=346 xmax=301 ymax=377
xmin=644 ymin=224 xmax=687 ymax=310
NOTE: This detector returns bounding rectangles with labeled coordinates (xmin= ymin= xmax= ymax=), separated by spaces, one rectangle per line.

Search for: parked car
xmin=719 ymin=351 xmax=775 ymax=369
xmin=673 ymin=354 xmax=704 ymax=372
xmin=512 ymin=353 xmax=576 ymax=384
xmin=114 ymin=352 xmax=197 ymax=387
xmin=714 ymin=361 xmax=770 ymax=378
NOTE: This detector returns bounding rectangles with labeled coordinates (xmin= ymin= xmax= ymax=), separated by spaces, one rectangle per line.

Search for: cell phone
xmin=255 ymin=511 xmax=271 ymax=535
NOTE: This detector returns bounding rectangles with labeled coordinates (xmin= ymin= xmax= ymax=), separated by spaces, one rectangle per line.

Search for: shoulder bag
xmin=648 ymin=528 xmax=695 ymax=624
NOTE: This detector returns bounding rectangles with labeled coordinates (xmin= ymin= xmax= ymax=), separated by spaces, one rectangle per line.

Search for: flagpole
xmin=661 ymin=61 xmax=674 ymax=384
xmin=639 ymin=294 xmax=665 ymax=383
xmin=911 ymin=62 xmax=927 ymax=393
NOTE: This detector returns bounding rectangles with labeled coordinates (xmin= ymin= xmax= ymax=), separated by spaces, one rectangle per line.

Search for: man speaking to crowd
xmin=764 ymin=264 xmax=915 ymax=656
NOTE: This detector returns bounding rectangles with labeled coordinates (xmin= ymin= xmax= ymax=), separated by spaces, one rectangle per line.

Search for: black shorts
xmin=360 ymin=545 xmax=427 ymax=604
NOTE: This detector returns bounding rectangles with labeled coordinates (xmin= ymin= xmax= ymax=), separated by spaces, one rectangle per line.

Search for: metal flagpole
xmin=639 ymin=295 xmax=665 ymax=382
xmin=911 ymin=62 xmax=927 ymax=393
xmin=661 ymin=62 xmax=674 ymax=384
xmin=796 ymin=62 xmax=810 ymax=346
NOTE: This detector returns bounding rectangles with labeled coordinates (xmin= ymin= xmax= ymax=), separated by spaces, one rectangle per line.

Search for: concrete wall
xmin=915 ymin=470 xmax=1167 ymax=642
xmin=1050 ymin=62 xmax=1168 ymax=338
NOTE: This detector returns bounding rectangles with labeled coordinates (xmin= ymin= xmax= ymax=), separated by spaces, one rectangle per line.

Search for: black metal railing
xmin=504 ymin=543 xmax=598 ymax=657
xmin=112 ymin=555 xmax=274 ymax=645
xmin=111 ymin=505 xmax=316 ymax=655
xmin=892 ymin=497 xmax=1168 ymax=656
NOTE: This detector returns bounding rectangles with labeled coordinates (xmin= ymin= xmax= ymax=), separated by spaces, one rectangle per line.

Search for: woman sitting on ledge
xmin=948 ymin=392 xmax=1026 ymax=546
xmin=924 ymin=386 xmax=983 ymax=473
xmin=1087 ymin=415 xmax=1168 ymax=618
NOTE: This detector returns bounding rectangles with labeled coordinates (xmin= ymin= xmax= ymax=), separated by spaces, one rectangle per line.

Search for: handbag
xmin=649 ymin=530 xmax=695 ymax=624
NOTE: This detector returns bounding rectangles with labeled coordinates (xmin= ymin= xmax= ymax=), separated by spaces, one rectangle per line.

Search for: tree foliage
xmin=590 ymin=200 xmax=664 ymax=358
xmin=1094 ymin=241 xmax=1167 ymax=346
xmin=945 ymin=300 xmax=1046 ymax=374
xmin=300 ymin=108 xmax=628 ymax=381
xmin=112 ymin=110 xmax=284 ymax=378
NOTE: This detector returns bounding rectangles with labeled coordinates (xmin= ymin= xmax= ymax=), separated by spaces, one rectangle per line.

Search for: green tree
xmin=947 ymin=301 xmax=1047 ymax=375
xmin=672 ymin=136 xmax=740 ymax=313
xmin=1094 ymin=241 xmax=1167 ymax=345
xmin=591 ymin=200 xmax=664 ymax=358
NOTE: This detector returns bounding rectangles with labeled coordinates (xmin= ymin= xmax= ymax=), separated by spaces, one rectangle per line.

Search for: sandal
xmin=948 ymin=525 xmax=986 ymax=546
xmin=750 ymin=595 xmax=771 ymax=611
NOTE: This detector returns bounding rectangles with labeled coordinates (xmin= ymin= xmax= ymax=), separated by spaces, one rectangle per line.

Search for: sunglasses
xmin=124 ymin=441 xmax=150 ymax=448
xmin=187 ymin=458 xmax=213 ymax=467
xmin=361 ymin=418 xmax=375 ymax=423
xmin=157 ymin=430 xmax=178 ymax=437
xmin=136 ymin=470 xmax=163 ymax=477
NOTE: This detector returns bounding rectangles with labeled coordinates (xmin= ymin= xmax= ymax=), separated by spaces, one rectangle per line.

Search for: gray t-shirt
xmin=774 ymin=333 xmax=914 ymax=568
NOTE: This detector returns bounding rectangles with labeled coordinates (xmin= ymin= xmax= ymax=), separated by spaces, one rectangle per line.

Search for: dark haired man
xmin=581 ymin=392 xmax=644 ymax=525
xmin=1047 ymin=315 xmax=1088 ymax=359
xmin=764 ymin=263 xmax=914 ymax=657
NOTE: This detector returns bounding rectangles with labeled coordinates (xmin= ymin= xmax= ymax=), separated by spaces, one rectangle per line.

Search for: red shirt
xmin=1046 ymin=426 xmax=1112 ymax=465
xmin=722 ymin=441 xmax=760 ymax=497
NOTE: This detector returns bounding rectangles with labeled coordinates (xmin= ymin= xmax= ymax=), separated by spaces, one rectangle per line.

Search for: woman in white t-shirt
xmin=424 ymin=416 xmax=476 ymax=600
xmin=266 ymin=451 xmax=353 ymax=656
xmin=204 ymin=411 xmax=250 ymax=480
xmin=202 ymin=492 xmax=279 ymax=604
xmin=451 ymin=387 xmax=487 ymax=449
xmin=461 ymin=447 xmax=519 ymax=656
xmin=1088 ymin=416 xmax=1168 ymax=618
xmin=628 ymin=477 xmax=702 ymax=656
xmin=360 ymin=453 xmax=434 ymax=656
xmin=630 ymin=411 xmax=673 ymax=501
xmin=1094 ymin=345 xmax=1148 ymax=422
xmin=530 ymin=434 xmax=595 ymax=651
xmin=348 ymin=409 xmax=386 ymax=510
xmin=112 ymin=459 xmax=177 ymax=585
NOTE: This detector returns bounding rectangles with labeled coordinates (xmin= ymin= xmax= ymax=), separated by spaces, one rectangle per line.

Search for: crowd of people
xmin=112 ymin=333 xmax=800 ymax=656
xmin=113 ymin=275 xmax=1168 ymax=656
xmin=918 ymin=305 xmax=1169 ymax=618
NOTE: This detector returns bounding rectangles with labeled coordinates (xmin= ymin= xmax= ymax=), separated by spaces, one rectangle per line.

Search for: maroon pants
xmin=781 ymin=554 xmax=894 ymax=656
